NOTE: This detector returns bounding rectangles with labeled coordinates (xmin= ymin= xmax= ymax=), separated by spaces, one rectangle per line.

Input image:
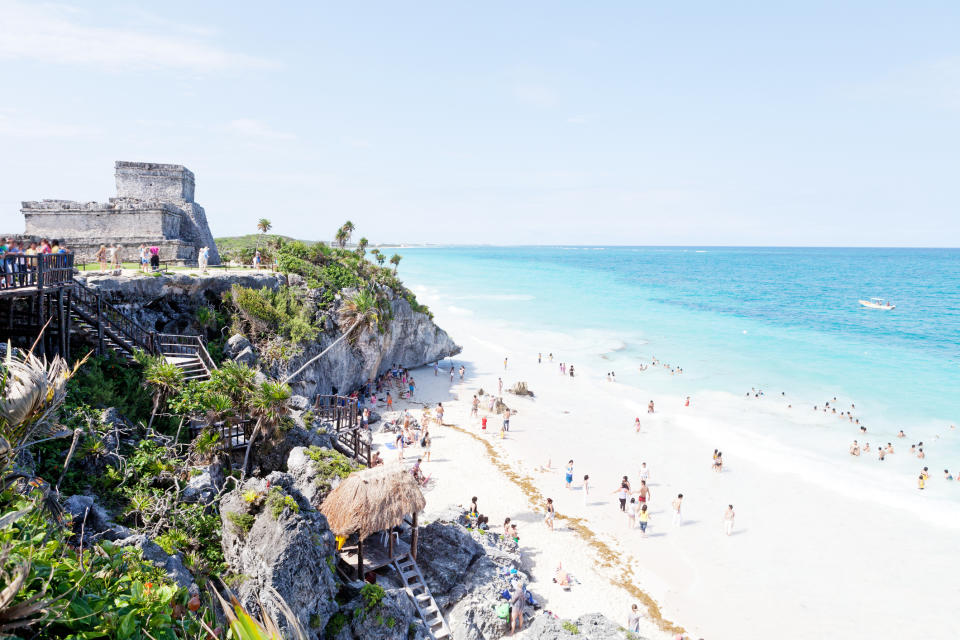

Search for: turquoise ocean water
xmin=398 ymin=246 xmax=960 ymax=465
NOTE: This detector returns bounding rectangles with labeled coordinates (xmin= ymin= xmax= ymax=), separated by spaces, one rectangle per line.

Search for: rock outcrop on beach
xmin=523 ymin=612 xmax=640 ymax=640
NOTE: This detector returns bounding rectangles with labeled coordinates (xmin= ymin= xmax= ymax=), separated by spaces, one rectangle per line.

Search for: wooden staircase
xmin=69 ymin=280 xmax=216 ymax=380
xmin=393 ymin=553 xmax=451 ymax=639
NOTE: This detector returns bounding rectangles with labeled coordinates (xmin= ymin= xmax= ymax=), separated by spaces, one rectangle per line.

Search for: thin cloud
xmin=0 ymin=0 xmax=276 ymax=72
xmin=0 ymin=112 xmax=101 ymax=139
xmin=226 ymin=119 xmax=296 ymax=141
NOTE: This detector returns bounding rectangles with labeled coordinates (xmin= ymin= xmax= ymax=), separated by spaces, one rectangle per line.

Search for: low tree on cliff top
xmin=389 ymin=253 xmax=402 ymax=273
xmin=282 ymin=288 xmax=381 ymax=385
xmin=143 ymin=357 xmax=184 ymax=430
xmin=355 ymin=237 xmax=368 ymax=257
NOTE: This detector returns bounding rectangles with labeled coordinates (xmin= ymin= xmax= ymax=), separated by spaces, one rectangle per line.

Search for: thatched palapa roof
xmin=320 ymin=464 xmax=426 ymax=538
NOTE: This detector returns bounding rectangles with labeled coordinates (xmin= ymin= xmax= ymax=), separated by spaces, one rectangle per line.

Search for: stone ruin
xmin=20 ymin=161 xmax=220 ymax=265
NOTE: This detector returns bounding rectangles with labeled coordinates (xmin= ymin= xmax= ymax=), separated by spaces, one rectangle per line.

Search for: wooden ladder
xmin=393 ymin=553 xmax=451 ymax=639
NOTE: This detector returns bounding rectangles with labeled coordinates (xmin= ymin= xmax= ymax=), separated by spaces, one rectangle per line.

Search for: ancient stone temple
xmin=21 ymin=161 xmax=220 ymax=265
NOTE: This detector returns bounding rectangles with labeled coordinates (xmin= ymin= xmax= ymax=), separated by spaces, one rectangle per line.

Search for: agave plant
xmin=0 ymin=343 xmax=84 ymax=477
xmin=208 ymin=585 xmax=308 ymax=640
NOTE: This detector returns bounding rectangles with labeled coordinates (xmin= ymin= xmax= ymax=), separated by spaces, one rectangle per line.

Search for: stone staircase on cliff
xmin=393 ymin=553 xmax=451 ymax=639
xmin=69 ymin=280 xmax=216 ymax=380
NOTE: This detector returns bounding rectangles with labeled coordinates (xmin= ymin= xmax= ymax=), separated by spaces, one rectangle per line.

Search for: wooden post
xmin=356 ymin=536 xmax=364 ymax=580
xmin=64 ymin=288 xmax=72 ymax=357
xmin=57 ymin=288 xmax=66 ymax=356
xmin=95 ymin=293 xmax=104 ymax=356
xmin=411 ymin=511 xmax=419 ymax=560
xmin=388 ymin=530 xmax=394 ymax=559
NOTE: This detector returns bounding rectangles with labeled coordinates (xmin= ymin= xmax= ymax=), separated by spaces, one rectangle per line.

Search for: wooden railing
xmin=0 ymin=253 xmax=74 ymax=292
xmin=336 ymin=428 xmax=371 ymax=467
xmin=190 ymin=418 xmax=253 ymax=451
xmin=71 ymin=280 xmax=156 ymax=356
xmin=314 ymin=395 xmax=358 ymax=431
xmin=156 ymin=333 xmax=218 ymax=375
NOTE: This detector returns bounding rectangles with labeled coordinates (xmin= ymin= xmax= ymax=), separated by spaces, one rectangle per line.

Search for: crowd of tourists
xmin=0 ymin=237 xmax=71 ymax=288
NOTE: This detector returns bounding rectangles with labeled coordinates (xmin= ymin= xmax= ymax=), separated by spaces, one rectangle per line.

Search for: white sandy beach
xmin=372 ymin=311 xmax=960 ymax=640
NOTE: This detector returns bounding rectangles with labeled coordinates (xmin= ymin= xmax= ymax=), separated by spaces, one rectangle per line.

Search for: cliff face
xmin=78 ymin=271 xmax=460 ymax=394
xmin=282 ymin=290 xmax=461 ymax=397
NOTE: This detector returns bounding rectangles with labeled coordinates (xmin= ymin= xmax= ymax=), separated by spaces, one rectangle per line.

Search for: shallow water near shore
xmin=399 ymin=246 xmax=960 ymax=512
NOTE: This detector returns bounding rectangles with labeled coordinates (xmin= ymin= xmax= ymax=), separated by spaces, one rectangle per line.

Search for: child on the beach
xmin=544 ymin=498 xmax=555 ymax=532
xmin=638 ymin=504 xmax=649 ymax=537
xmin=565 ymin=460 xmax=574 ymax=489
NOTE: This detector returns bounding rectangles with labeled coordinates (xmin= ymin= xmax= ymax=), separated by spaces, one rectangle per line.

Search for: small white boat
xmin=859 ymin=297 xmax=895 ymax=310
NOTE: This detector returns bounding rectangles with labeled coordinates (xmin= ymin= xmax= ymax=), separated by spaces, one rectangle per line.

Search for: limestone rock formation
xmin=220 ymin=472 xmax=341 ymax=634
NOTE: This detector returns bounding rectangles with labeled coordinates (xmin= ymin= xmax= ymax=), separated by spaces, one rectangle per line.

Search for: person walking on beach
xmin=544 ymin=498 xmax=555 ymax=532
xmin=434 ymin=361 xmax=439 ymax=376
xmin=450 ymin=367 xmax=454 ymax=383
xmin=498 ymin=377 xmax=503 ymax=395
xmin=647 ymin=400 xmax=655 ymax=414
xmin=503 ymin=408 xmax=511 ymax=432
xmin=423 ymin=433 xmax=432 ymax=462
xmin=639 ymin=462 xmax=649 ymax=484
xmin=626 ymin=497 xmax=637 ymax=528
xmin=565 ymin=460 xmax=574 ymax=489
xmin=459 ymin=365 xmax=465 ymax=380
xmin=583 ymin=475 xmax=590 ymax=503
xmin=504 ymin=357 xmax=508 ymax=370
xmin=613 ymin=481 xmax=629 ymax=511
xmin=627 ymin=604 xmax=640 ymax=633
xmin=436 ymin=403 xmax=444 ymax=425
xmin=672 ymin=494 xmax=683 ymax=526
xmin=538 ymin=353 xmax=542 ymax=364
xmin=471 ymin=395 xmax=479 ymax=418
xmin=481 ymin=415 xmax=488 ymax=431
xmin=685 ymin=396 xmax=690 ymax=407
xmin=634 ymin=417 xmax=641 ymax=433
xmin=638 ymin=504 xmax=650 ymax=537
xmin=724 ymin=505 xmax=735 ymax=536
xmin=637 ymin=480 xmax=651 ymax=507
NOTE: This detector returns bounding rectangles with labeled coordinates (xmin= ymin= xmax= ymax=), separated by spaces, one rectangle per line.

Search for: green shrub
xmin=227 ymin=511 xmax=256 ymax=534
xmin=265 ymin=487 xmax=299 ymax=519
xmin=306 ymin=446 xmax=361 ymax=492
xmin=562 ymin=620 xmax=580 ymax=634
xmin=360 ymin=583 xmax=386 ymax=611
xmin=325 ymin=611 xmax=348 ymax=638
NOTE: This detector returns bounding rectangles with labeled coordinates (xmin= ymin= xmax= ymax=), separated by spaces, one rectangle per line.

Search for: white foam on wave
xmin=446 ymin=305 xmax=474 ymax=316
xmin=456 ymin=293 xmax=536 ymax=302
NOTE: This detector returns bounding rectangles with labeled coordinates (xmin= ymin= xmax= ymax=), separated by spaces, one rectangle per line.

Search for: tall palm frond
xmin=143 ymin=358 xmax=184 ymax=429
xmin=241 ymin=380 xmax=291 ymax=477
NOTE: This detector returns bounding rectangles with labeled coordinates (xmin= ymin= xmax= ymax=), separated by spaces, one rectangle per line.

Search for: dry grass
xmin=320 ymin=463 xmax=426 ymax=538
xmin=445 ymin=421 xmax=685 ymax=636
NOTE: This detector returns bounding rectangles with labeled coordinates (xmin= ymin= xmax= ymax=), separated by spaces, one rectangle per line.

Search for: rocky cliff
xmin=77 ymin=270 xmax=460 ymax=395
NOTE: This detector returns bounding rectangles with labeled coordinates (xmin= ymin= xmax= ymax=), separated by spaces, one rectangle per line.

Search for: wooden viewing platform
xmin=338 ymin=536 xmax=410 ymax=574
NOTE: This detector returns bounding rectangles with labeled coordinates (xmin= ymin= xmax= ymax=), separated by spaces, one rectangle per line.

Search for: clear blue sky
xmin=1 ymin=1 xmax=958 ymax=246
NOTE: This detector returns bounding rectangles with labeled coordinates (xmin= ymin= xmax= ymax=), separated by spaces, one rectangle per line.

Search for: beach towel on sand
xmin=495 ymin=603 xmax=510 ymax=619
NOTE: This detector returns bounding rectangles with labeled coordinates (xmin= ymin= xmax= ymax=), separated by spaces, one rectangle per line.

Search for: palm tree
xmin=211 ymin=360 xmax=256 ymax=417
xmin=375 ymin=251 xmax=386 ymax=267
xmin=334 ymin=227 xmax=348 ymax=249
xmin=355 ymin=237 xmax=368 ymax=257
xmin=143 ymin=358 xmax=184 ymax=429
xmin=256 ymin=218 xmax=272 ymax=249
xmin=389 ymin=253 xmax=402 ymax=273
xmin=282 ymin=289 xmax=381 ymax=385
xmin=241 ymin=380 xmax=292 ymax=478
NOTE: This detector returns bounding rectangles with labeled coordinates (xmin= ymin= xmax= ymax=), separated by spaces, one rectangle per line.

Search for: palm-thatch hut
xmin=320 ymin=464 xmax=426 ymax=578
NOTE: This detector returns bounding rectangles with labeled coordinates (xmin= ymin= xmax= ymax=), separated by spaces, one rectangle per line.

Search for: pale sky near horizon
xmin=0 ymin=1 xmax=958 ymax=247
